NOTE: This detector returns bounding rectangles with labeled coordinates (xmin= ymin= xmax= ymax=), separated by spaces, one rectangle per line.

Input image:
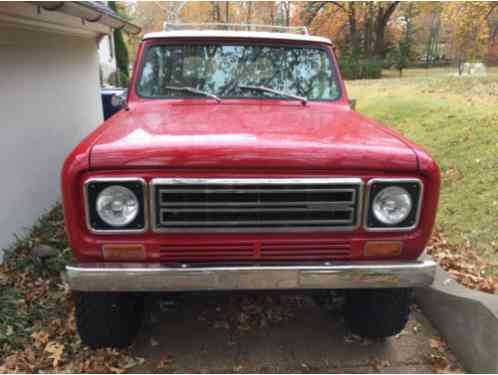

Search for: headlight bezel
xmin=84 ymin=177 xmax=147 ymax=234
xmin=364 ymin=178 xmax=423 ymax=231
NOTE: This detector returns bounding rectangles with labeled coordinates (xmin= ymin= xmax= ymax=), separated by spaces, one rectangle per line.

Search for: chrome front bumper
xmin=66 ymin=260 xmax=436 ymax=292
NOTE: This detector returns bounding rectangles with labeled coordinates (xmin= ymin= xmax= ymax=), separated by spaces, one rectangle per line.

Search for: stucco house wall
xmin=0 ymin=25 xmax=103 ymax=260
xmin=0 ymin=1 xmax=139 ymax=262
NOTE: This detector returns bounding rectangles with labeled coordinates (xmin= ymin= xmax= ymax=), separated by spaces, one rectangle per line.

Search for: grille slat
xmin=152 ymin=178 xmax=362 ymax=233
xmin=158 ymin=220 xmax=353 ymax=226
xmin=161 ymin=188 xmax=354 ymax=194
xmin=159 ymin=201 xmax=353 ymax=207
xmin=158 ymin=240 xmax=352 ymax=261
xmin=162 ymin=207 xmax=351 ymax=212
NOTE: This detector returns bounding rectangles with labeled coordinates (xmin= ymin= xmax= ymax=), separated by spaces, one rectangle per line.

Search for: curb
xmin=415 ymin=264 xmax=498 ymax=373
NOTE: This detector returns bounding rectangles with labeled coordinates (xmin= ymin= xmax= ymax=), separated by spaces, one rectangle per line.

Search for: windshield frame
xmin=134 ymin=40 xmax=342 ymax=103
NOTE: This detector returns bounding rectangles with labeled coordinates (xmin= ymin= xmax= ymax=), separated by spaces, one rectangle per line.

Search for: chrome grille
xmin=151 ymin=178 xmax=363 ymax=232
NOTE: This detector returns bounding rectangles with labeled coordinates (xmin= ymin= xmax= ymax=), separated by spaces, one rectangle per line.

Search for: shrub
xmin=338 ymin=55 xmax=383 ymax=80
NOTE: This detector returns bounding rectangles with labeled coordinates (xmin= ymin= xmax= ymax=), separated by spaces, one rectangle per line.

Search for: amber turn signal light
xmin=364 ymin=241 xmax=402 ymax=257
xmin=102 ymin=244 xmax=145 ymax=260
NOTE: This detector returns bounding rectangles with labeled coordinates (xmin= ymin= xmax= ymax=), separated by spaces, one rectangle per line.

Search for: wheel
xmin=73 ymin=292 xmax=144 ymax=348
xmin=344 ymin=288 xmax=411 ymax=338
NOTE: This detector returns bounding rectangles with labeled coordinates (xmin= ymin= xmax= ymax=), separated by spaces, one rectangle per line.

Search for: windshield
xmin=136 ymin=44 xmax=340 ymax=101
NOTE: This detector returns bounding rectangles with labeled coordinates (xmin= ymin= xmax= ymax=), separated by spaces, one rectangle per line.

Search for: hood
xmin=89 ymin=101 xmax=418 ymax=172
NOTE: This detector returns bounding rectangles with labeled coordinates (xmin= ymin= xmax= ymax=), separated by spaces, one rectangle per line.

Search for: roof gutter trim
xmin=34 ymin=1 xmax=141 ymax=35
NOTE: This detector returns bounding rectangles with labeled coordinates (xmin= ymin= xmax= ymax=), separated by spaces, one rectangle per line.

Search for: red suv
xmin=62 ymin=26 xmax=439 ymax=348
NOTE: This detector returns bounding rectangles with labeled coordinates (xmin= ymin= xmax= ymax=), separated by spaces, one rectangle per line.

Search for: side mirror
xmin=349 ymin=99 xmax=357 ymax=111
xmin=111 ymin=89 xmax=128 ymax=109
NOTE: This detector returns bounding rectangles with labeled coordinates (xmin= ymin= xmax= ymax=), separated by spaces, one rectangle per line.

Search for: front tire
xmin=73 ymin=292 xmax=144 ymax=348
xmin=344 ymin=288 xmax=411 ymax=338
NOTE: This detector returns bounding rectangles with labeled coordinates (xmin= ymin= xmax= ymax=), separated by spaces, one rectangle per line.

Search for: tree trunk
xmin=374 ymin=5 xmax=386 ymax=57
xmin=246 ymin=2 xmax=252 ymax=25
xmin=285 ymin=1 xmax=291 ymax=26
xmin=363 ymin=2 xmax=373 ymax=58
xmin=211 ymin=2 xmax=221 ymax=22
xmin=348 ymin=3 xmax=359 ymax=55
xmin=373 ymin=2 xmax=399 ymax=57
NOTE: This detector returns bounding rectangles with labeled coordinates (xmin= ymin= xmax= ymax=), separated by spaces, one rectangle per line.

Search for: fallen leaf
xmin=430 ymin=337 xmax=447 ymax=350
xmin=156 ymin=354 xmax=174 ymax=370
xmin=368 ymin=358 xmax=391 ymax=372
xmin=31 ymin=330 xmax=49 ymax=348
xmin=395 ymin=329 xmax=409 ymax=339
xmin=45 ymin=341 xmax=64 ymax=368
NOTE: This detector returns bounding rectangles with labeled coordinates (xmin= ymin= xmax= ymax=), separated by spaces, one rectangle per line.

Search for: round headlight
xmin=372 ymin=186 xmax=412 ymax=225
xmin=96 ymin=185 xmax=139 ymax=227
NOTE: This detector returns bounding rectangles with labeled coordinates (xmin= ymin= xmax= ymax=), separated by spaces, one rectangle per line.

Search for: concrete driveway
xmin=130 ymin=292 xmax=460 ymax=373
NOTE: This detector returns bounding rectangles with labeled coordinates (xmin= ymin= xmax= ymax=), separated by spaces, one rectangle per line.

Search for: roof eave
xmin=34 ymin=1 xmax=141 ymax=35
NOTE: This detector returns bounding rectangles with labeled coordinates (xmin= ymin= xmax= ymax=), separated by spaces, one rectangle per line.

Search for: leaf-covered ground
xmin=0 ymin=206 xmax=145 ymax=373
xmin=347 ymin=67 xmax=498 ymax=271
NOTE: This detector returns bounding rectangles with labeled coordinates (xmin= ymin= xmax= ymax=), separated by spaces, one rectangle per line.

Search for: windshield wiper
xmin=164 ymin=86 xmax=222 ymax=103
xmin=238 ymin=84 xmax=307 ymax=105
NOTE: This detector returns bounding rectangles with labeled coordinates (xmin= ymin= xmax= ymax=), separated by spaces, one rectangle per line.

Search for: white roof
xmin=143 ymin=30 xmax=332 ymax=45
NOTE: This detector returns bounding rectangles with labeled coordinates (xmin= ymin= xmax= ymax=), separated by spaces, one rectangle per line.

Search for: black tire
xmin=344 ymin=288 xmax=411 ymax=338
xmin=73 ymin=292 xmax=144 ymax=348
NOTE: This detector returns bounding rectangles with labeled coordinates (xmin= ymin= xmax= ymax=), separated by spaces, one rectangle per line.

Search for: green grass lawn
xmin=346 ymin=67 xmax=498 ymax=263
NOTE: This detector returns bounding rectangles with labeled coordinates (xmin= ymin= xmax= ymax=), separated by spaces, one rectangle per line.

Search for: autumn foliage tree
xmin=122 ymin=1 xmax=498 ymax=79
xmin=442 ymin=2 xmax=494 ymax=74
xmin=293 ymin=2 xmax=401 ymax=78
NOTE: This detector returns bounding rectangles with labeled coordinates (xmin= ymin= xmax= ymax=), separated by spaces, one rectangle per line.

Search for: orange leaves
xmin=430 ymin=336 xmax=464 ymax=373
xmin=0 ymin=205 xmax=146 ymax=374
xmin=0 ymin=350 xmax=36 ymax=373
xmin=430 ymin=337 xmax=447 ymax=351
xmin=368 ymin=358 xmax=392 ymax=372
xmin=428 ymin=231 xmax=497 ymax=294
xmin=442 ymin=2 xmax=491 ymax=62
xmin=31 ymin=330 xmax=49 ymax=348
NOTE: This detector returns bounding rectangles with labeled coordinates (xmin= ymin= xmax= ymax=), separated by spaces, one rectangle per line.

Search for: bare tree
xmin=281 ymin=1 xmax=291 ymax=26
xmin=211 ymin=2 xmax=221 ymax=22
xmin=155 ymin=1 xmax=187 ymax=24
xmin=303 ymin=1 xmax=400 ymax=57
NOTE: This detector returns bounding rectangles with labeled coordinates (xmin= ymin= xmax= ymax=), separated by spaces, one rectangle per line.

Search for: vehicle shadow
xmin=130 ymin=292 xmax=435 ymax=373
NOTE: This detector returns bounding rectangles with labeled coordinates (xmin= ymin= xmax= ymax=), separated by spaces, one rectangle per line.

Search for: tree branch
xmin=305 ymin=2 xmax=327 ymax=26
xmin=485 ymin=3 xmax=498 ymax=20
xmin=382 ymin=1 xmax=400 ymax=24
xmin=330 ymin=1 xmax=347 ymax=12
